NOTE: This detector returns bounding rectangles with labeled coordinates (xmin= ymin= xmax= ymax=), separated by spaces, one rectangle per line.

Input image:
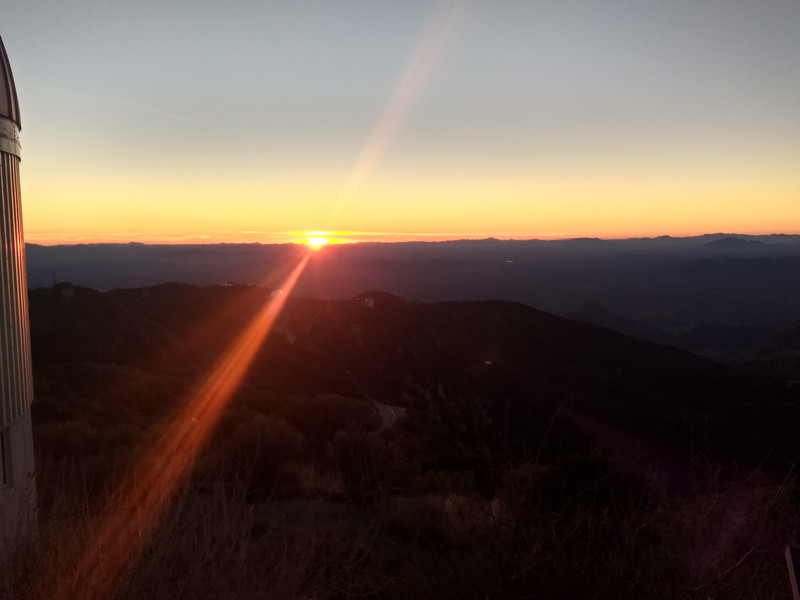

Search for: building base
xmin=0 ymin=410 xmax=38 ymax=554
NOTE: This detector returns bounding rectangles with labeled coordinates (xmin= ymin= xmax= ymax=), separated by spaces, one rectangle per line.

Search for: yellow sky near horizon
xmin=20 ymin=154 xmax=800 ymax=244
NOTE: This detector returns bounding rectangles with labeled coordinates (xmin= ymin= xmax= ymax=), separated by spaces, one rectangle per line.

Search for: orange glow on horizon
xmin=21 ymin=220 xmax=800 ymax=248
xmin=21 ymin=169 xmax=800 ymax=246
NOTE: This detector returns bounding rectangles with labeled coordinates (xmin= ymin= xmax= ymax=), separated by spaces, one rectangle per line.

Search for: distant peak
xmin=703 ymin=236 xmax=765 ymax=248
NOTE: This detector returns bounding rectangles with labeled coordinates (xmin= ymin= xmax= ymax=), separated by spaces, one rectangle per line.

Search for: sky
xmin=3 ymin=0 xmax=800 ymax=245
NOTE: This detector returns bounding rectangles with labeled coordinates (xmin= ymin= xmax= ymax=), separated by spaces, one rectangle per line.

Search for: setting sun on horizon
xmin=304 ymin=235 xmax=330 ymax=249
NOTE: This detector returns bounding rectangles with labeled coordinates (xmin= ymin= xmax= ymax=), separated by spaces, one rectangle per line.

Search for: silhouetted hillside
xmin=727 ymin=320 xmax=800 ymax=383
xmin=702 ymin=236 xmax=768 ymax=251
xmin=566 ymin=303 xmax=645 ymax=336
xmin=25 ymin=234 xmax=800 ymax=356
xmin=29 ymin=283 xmax=800 ymax=473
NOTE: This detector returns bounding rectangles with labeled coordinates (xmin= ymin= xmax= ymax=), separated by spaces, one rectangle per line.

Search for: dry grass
xmin=2 ymin=465 xmax=389 ymax=600
xmin=6 ymin=402 xmax=800 ymax=599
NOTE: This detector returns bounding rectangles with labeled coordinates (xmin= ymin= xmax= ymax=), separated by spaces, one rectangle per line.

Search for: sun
xmin=305 ymin=236 xmax=330 ymax=249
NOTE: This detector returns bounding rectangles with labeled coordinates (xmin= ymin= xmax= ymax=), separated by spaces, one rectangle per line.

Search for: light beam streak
xmin=326 ymin=0 xmax=474 ymax=226
xmin=36 ymin=251 xmax=311 ymax=600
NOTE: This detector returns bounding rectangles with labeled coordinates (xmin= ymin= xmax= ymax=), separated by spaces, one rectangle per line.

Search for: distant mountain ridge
xmin=25 ymin=234 xmax=800 ymax=356
xmin=702 ymin=236 xmax=768 ymax=250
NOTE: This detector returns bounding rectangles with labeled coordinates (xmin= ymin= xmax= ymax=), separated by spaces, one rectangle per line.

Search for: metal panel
xmin=0 ymin=36 xmax=32 ymax=429
xmin=0 ymin=149 xmax=33 ymax=429
xmin=0 ymin=35 xmax=36 ymax=553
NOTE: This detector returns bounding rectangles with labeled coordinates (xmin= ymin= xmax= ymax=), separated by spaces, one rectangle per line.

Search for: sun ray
xmin=38 ymin=251 xmax=312 ymax=600
xmin=325 ymin=0 xmax=474 ymax=227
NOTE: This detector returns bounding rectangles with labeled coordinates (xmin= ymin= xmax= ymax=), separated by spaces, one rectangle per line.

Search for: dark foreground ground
xmin=5 ymin=282 xmax=800 ymax=599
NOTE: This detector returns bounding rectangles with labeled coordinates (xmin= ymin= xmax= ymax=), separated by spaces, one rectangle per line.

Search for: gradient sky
xmin=4 ymin=0 xmax=800 ymax=244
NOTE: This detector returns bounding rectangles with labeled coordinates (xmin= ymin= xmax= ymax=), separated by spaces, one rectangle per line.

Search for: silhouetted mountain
xmin=566 ymin=303 xmax=644 ymax=336
xmin=25 ymin=235 xmax=800 ymax=357
xmin=29 ymin=284 xmax=800 ymax=483
xmin=566 ymin=303 xmax=774 ymax=356
xmin=702 ymin=236 xmax=768 ymax=252
xmin=727 ymin=321 xmax=800 ymax=382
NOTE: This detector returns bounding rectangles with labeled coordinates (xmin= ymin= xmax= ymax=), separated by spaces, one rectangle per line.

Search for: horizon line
xmin=22 ymin=230 xmax=800 ymax=247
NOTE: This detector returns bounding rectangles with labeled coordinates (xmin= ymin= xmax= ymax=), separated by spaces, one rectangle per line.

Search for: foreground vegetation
xmin=3 ymin=385 xmax=798 ymax=599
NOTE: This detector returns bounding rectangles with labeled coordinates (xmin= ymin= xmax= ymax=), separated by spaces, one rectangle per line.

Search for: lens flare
xmin=37 ymin=252 xmax=312 ymax=600
xmin=326 ymin=0 xmax=474 ymax=227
